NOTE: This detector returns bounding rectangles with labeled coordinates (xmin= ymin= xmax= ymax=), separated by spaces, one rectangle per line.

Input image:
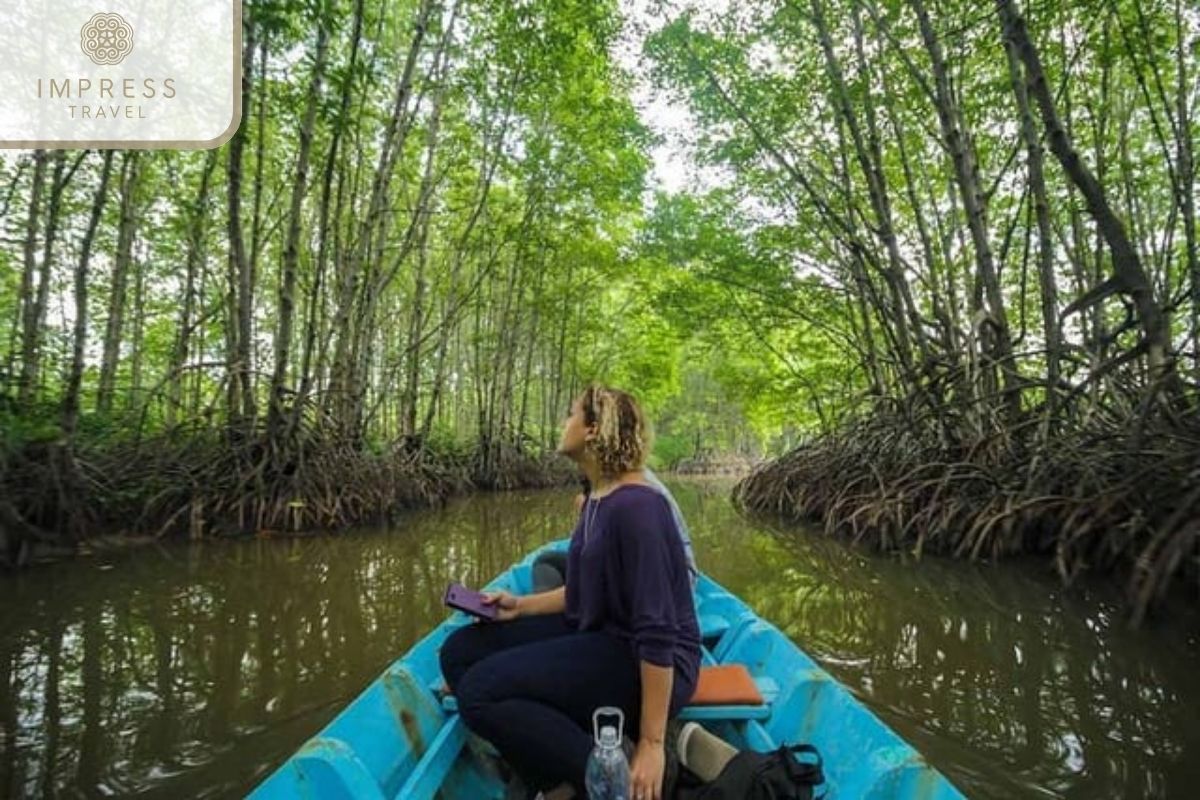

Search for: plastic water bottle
xmin=584 ymin=706 xmax=630 ymax=800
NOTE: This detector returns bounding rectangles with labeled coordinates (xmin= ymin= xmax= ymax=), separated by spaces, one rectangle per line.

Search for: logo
xmin=2 ymin=0 xmax=240 ymax=149
xmin=80 ymin=12 xmax=134 ymax=66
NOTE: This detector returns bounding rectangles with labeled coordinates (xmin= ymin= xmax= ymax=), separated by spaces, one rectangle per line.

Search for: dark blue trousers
xmin=439 ymin=614 xmax=642 ymax=794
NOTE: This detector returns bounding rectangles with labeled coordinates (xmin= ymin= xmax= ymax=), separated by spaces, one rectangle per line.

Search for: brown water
xmin=1 ymin=478 xmax=1198 ymax=799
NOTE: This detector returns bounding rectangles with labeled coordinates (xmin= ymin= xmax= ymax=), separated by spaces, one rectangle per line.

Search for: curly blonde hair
xmin=579 ymin=383 xmax=653 ymax=477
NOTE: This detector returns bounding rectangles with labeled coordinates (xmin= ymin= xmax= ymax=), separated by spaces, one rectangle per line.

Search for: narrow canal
xmin=1 ymin=478 xmax=1197 ymax=798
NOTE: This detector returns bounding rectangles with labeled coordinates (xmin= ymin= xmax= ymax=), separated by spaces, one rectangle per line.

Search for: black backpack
xmin=675 ymin=743 xmax=825 ymax=800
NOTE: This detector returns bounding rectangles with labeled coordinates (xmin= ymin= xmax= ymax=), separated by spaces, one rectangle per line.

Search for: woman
xmin=439 ymin=384 xmax=701 ymax=800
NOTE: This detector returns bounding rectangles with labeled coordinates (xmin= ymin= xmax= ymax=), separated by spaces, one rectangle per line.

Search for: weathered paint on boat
xmin=250 ymin=538 xmax=966 ymax=799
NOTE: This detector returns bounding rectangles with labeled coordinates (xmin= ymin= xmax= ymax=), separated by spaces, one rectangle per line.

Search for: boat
xmin=250 ymin=538 xmax=966 ymax=799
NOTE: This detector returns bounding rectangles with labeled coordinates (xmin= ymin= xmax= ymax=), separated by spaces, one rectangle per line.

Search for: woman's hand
xmin=629 ymin=738 xmax=665 ymax=800
xmin=480 ymin=590 xmax=521 ymax=622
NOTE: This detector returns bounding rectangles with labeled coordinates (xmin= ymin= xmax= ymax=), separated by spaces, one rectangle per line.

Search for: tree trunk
xmin=21 ymin=152 xmax=70 ymax=404
xmin=1003 ymin=34 xmax=1061 ymax=415
xmin=19 ymin=151 xmax=82 ymax=405
xmin=517 ymin=245 xmax=547 ymax=437
xmin=327 ymin=0 xmax=435 ymax=439
xmin=292 ymin=0 xmax=366 ymax=439
xmin=997 ymin=0 xmax=1172 ymax=380
xmin=166 ymin=151 xmax=218 ymax=427
xmin=129 ymin=241 xmax=146 ymax=406
xmin=63 ymin=151 xmax=116 ymax=437
xmin=97 ymin=152 xmax=142 ymax=415
xmin=912 ymin=0 xmax=1019 ymax=413
xmin=809 ymin=0 xmax=922 ymax=384
xmin=403 ymin=7 xmax=458 ymax=437
xmin=1175 ymin=0 xmax=1198 ymax=373
xmin=269 ymin=14 xmax=329 ymax=443
xmin=15 ymin=151 xmax=47 ymax=404
xmin=249 ymin=31 xmax=270 ymax=323
xmin=226 ymin=14 xmax=258 ymax=427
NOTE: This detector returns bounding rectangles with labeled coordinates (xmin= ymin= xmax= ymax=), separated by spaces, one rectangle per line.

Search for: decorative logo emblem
xmin=80 ymin=12 xmax=134 ymax=65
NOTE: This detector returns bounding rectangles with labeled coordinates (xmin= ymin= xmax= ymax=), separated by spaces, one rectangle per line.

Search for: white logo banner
xmin=0 ymin=1 xmax=241 ymax=148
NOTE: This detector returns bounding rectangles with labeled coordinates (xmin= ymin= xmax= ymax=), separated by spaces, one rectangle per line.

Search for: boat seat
xmin=435 ymin=665 xmax=776 ymax=722
xmin=679 ymin=664 xmax=775 ymax=721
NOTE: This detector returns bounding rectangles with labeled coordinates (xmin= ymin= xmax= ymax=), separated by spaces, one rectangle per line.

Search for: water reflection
xmin=675 ymin=480 xmax=1200 ymax=800
xmin=0 ymin=489 xmax=574 ymax=799
xmin=0 ymin=478 xmax=1197 ymax=799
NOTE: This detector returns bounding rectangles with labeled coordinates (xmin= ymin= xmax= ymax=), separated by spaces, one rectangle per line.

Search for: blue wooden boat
xmin=251 ymin=538 xmax=966 ymax=799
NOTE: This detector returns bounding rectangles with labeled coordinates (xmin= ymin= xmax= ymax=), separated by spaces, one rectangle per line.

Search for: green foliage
xmin=4 ymin=0 xmax=1196 ymax=495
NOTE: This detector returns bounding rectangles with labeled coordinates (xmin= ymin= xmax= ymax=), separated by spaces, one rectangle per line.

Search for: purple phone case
xmin=444 ymin=582 xmax=498 ymax=620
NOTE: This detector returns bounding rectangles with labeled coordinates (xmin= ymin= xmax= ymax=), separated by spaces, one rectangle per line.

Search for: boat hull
xmin=251 ymin=538 xmax=965 ymax=799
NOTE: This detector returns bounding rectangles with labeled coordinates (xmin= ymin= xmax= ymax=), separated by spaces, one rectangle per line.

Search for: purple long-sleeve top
xmin=565 ymin=483 xmax=701 ymax=711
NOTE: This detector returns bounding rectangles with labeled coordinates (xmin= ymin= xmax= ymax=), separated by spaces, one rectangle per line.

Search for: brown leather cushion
xmin=689 ymin=664 xmax=764 ymax=706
